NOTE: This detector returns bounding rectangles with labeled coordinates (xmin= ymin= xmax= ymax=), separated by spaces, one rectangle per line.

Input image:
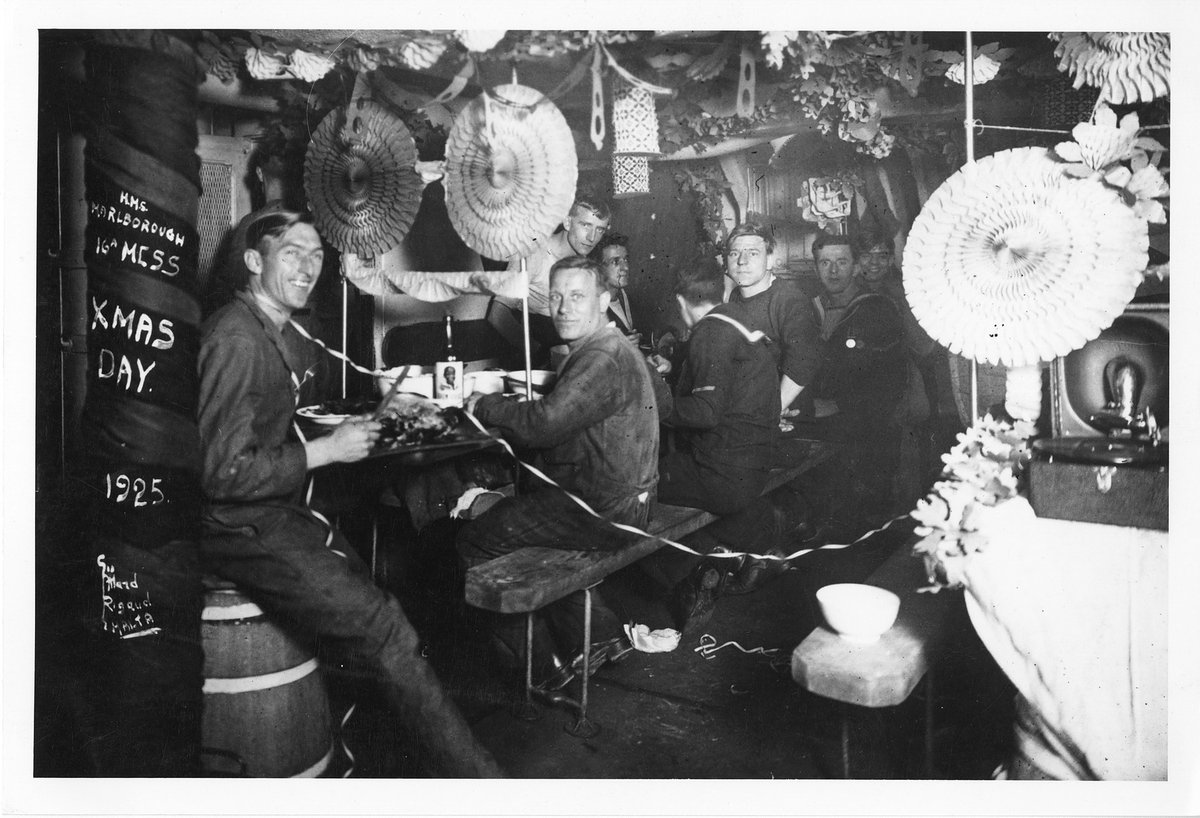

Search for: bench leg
xmin=565 ymin=585 xmax=600 ymax=739
xmin=512 ymin=613 xmax=539 ymax=721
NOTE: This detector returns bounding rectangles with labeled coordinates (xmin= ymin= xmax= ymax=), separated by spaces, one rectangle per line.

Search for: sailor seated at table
xmin=197 ymin=209 xmax=502 ymax=777
xmin=456 ymin=255 xmax=660 ymax=688
xmin=591 ymin=231 xmax=642 ymax=345
xmin=637 ymin=267 xmax=793 ymax=629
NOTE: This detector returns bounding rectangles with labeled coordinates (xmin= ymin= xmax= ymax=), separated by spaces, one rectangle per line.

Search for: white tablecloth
xmin=959 ymin=497 xmax=1167 ymax=780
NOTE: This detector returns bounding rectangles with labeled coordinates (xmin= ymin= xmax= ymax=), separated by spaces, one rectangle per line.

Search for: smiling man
xmin=197 ymin=210 xmax=502 ymax=777
xmin=459 ymin=255 xmax=659 ymax=687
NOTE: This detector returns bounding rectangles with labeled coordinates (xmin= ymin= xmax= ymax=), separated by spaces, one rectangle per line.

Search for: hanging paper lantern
xmin=444 ymin=83 xmax=579 ymax=261
xmin=902 ymin=146 xmax=1147 ymax=368
xmin=1049 ymin=32 xmax=1170 ymax=104
xmin=612 ymin=83 xmax=661 ymax=156
xmin=612 ymin=154 xmax=650 ymax=199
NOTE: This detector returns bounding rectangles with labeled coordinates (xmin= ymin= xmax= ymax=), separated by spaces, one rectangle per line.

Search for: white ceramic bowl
xmin=504 ymin=369 xmax=557 ymax=397
xmin=466 ymin=370 xmax=506 ymax=395
xmin=815 ymin=583 xmax=900 ymax=644
xmin=375 ymin=366 xmax=434 ymax=399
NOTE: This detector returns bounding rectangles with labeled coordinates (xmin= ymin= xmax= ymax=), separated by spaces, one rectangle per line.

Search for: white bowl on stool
xmin=816 ymin=583 xmax=900 ymax=644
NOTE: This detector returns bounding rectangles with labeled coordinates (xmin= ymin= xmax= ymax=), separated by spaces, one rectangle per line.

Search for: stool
xmin=791 ymin=544 xmax=954 ymax=778
xmin=200 ymin=578 xmax=334 ymax=777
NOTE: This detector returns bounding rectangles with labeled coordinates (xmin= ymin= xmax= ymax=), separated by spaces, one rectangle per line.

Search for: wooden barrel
xmin=200 ymin=580 xmax=334 ymax=777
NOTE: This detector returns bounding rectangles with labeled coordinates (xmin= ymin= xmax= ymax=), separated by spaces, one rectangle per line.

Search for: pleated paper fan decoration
xmin=1049 ymin=32 xmax=1170 ymax=104
xmin=902 ymin=146 xmax=1147 ymax=368
xmin=304 ymin=100 xmax=422 ymax=257
xmin=444 ymin=84 xmax=578 ymax=261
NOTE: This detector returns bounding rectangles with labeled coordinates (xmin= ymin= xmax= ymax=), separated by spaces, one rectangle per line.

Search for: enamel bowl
xmin=375 ymin=366 xmax=435 ymax=399
xmin=504 ymin=369 xmax=557 ymax=397
xmin=815 ymin=583 xmax=900 ymax=644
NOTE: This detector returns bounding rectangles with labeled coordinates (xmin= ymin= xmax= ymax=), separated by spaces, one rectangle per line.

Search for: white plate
xmin=296 ymin=405 xmax=351 ymax=425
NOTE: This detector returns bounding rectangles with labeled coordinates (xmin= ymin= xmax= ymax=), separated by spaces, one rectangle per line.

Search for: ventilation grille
xmin=197 ymin=160 xmax=234 ymax=293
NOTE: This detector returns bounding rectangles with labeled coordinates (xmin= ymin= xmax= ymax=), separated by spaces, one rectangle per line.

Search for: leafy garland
xmin=910 ymin=415 xmax=1036 ymax=592
xmin=671 ymin=162 xmax=731 ymax=246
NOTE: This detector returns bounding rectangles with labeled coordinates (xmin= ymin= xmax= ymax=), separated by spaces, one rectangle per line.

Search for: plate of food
xmin=370 ymin=394 xmax=499 ymax=464
xmin=295 ymin=398 xmax=378 ymax=425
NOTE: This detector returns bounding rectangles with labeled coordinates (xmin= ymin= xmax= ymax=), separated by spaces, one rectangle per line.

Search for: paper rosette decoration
xmin=304 ymin=100 xmax=422 ymax=257
xmin=903 ymin=147 xmax=1147 ymax=368
xmin=1049 ymin=32 xmax=1170 ymax=104
xmin=444 ymin=84 xmax=578 ymax=261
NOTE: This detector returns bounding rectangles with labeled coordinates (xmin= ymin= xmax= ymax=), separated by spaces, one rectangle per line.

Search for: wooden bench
xmin=790 ymin=537 xmax=957 ymax=777
xmin=465 ymin=441 xmax=835 ymax=735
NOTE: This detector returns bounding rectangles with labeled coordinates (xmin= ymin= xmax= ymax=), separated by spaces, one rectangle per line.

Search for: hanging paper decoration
xmin=612 ymin=154 xmax=650 ymax=198
xmin=903 ymin=146 xmax=1148 ymax=368
xmin=1049 ymin=32 xmax=1170 ymax=104
xmin=444 ymin=83 xmax=579 ymax=261
xmin=590 ymin=45 xmax=606 ymax=152
xmin=455 ymin=30 xmax=507 ymax=53
xmin=736 ymin=46 xmax=756 ymax=117
xmin=397 ymin=34 xmax=448 ymax=70
xmin=798 ymin=177 xmax=854 ymax=228
xmin=612 ymin=83 xmax=661 ymax=156
xmin=287 ymin=49 xmax=336 ymax=82
xmin=244 ymin=47 xmax=287 ymax=79
xmin=303 ymin=99 xmax=423 ymax=257
xmin=342 ymin=249 xmax=528 ymax=302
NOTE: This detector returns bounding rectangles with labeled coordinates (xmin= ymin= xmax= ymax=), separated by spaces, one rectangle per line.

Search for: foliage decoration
xmin=1051 ymin=103 xmax=1170 ymax=224
xmin=758 ymin=31 xmax=920 ymax=159
xmin=672 ymin=162 xmax=732 ymax=245
xmin=910 ymin=415 xmax=1036 ymax=591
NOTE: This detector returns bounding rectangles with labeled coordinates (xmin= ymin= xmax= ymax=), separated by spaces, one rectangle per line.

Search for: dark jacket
xmin=473 ymin=324 xmax=659 ymax=514
xmin=196 ymin=291 xmax=324 ymax=510
xmin=814 ymin=291 xmax=907 ymax=422
xmin=669 ymin=303 xmax=781 ymax=473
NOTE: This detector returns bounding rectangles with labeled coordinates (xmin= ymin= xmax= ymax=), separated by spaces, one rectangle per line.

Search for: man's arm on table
xmin=472 ymin=346 xmax=624 ymax=448
xmin=197 ymin=330 xmax=378 ymax=503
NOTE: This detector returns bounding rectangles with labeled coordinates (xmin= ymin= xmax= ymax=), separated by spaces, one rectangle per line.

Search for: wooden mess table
xmin=791 ymin=537 xmax=957 ymax=778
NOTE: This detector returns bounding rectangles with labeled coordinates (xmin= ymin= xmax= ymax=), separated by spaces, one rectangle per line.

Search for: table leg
xmin=924 ymin=668 xmax=935 ymax=778
xmin=841 ymin=703 xmax=851 ymax=779
xmin=566 ymin=585 xmax=600 ymax=738
xmin=513 ymin=613 xmax=539 ymax=721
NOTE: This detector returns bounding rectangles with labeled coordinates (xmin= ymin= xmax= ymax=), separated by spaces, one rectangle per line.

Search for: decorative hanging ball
xmin=612 ymin=154 xmax=650 ymax=199
xmin=1049 ymin=32 xmax=1170 ymax=105
xmin=903 ymin=146 xmax=1148 ymax=368
xmin=612 ymin=83 xmax=661 ymax=156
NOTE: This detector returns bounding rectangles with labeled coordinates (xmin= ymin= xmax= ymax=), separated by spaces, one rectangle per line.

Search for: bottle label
xmin=435 ymin=361 xmax=464 ymax=406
